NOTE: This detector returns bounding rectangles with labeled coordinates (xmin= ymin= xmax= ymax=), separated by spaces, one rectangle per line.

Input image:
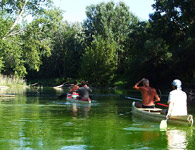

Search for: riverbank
xmin=27 ymin=77 xmax=128 ymax=89
xmin=0 ymin=75 xmax=27 ymax=89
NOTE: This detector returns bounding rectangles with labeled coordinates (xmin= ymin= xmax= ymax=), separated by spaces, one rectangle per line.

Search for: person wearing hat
xmin=166 ymin=79 xmax=187 ymax=118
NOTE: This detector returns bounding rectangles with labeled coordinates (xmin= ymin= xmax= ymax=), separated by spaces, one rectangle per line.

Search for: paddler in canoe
xmin=69 ymin=81 xmax=80 ymax=93
xmin=162 ymin=79 xmax=188 ymax=118
xmin=68 ymin=81 xmax=80 ymax=98
xmin=133 ymin=78 xmax=160 ymax=108
xmin=77 ymin=81 xmax=92 ymax=100
xmin=160 ymin=79 xmax=193 ymax=127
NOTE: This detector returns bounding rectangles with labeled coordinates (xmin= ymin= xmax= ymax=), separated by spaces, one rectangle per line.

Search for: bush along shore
xmin=0 ymin=74 xmax=27 ymax=89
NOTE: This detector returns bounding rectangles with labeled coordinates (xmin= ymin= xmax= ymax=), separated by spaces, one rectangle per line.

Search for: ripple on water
xmin=124 ymin=123 xmax=160 ymax=132
xmin=61 ymin=145 xmax=87 ymax=150
xmin=64 ymin=122 xmax=73 ymax=126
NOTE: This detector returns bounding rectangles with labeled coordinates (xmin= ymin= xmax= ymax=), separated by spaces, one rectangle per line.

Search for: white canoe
xmin=131 ymin=102 xmax=193 ymax=127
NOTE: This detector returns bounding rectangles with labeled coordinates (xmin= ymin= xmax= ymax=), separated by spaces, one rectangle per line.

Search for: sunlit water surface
xmin=0 ymin=87 xmax=195 ymax=150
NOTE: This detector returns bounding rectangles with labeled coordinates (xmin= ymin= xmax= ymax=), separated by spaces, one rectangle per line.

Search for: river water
xmin=0 ymin=87 xmax=195 ymax=150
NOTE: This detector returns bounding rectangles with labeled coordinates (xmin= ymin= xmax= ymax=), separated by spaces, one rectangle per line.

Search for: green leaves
xmin=0 ymin=34 xmax=27 ymax=77
xmin=80 ymin=35 xmax=117 ymax=86
xmin=81 ymin=2 xmax=139 ymax=85
xmin=0 ymin=0 xmax=194 ymax=86
xmin=149 ymin=0 xmax=195 ymax=81
xmin=0 ymin=0 xmax=56 ymax=77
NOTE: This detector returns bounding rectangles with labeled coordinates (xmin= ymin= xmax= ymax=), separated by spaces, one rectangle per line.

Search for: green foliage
xmin=131 ymin=38 xmax=171 ymax=83
xmin=0 ymin=34 xmax=27 ymax=77
xmin=84 ymin=2 xmax=137 ymax=42
xmin=0 ymin=0 xmax=194 ymax=87
xmin=0 ymin=1 xmax=58 ymax=77
xmin=0 ymin=57 xmax=4 ymax=73
xmin=148 ymin=0 xmax=195 ymax=82
xmin=32 ymin=22 xmax=83 ymax=79
xmin=80 ymin=35 xmax=117 ymax=86
xmin=83 ymin=2 xmax=139 ymax=73
xmin=0 ymin=0 xmax=52 ymax=16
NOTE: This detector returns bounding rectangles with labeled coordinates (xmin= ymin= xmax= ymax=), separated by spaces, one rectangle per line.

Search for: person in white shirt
xmin=166 ymin=79 xmax=187 ymax=118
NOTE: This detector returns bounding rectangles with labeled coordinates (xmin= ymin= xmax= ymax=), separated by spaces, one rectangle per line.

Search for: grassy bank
xmin=0 ymin=75 xmax=27 ymax=88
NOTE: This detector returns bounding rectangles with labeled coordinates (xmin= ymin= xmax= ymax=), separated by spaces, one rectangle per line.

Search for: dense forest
xmin=0 ymin=0 xmax=194 ymax=87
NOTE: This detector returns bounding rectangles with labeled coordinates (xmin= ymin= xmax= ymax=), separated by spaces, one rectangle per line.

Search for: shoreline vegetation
xmin=0 ymin=75 xmax=27 ymax=89
xmin=0 ymin=74 xmax=127 ymax=90
xmin=0 ymin=74 xmax=194 ymax=91
xmin=0 ymin=1 xmax=194 ymax=89
xmin=27 ymin=77 xmax=128 ymax=89
xmin=0 ymin=75 xmax=194 ymax=99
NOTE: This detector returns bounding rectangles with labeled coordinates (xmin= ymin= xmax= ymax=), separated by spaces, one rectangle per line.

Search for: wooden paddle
xmin=123 ymin=96 xmax=168 ymax=107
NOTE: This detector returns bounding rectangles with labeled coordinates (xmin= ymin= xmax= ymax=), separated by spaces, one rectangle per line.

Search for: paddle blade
xmin=160 ymin=120 xmax=167 ymax=130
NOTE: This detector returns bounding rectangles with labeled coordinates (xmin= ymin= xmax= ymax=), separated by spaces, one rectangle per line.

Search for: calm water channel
xmin=0 ymin=87 xmax=195 ymax=150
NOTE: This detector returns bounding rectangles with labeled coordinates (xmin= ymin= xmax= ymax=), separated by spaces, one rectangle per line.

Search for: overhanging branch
xmin=2 ymin=0 xmax=29 ymax=40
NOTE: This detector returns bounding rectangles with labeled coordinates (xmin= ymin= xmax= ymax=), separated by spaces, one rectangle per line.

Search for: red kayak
xmin=66 ymin=93 xmax=91 ymax=103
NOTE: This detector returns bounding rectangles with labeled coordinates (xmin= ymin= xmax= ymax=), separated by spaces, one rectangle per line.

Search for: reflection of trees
xmin=0 ymin=95 xmax=91 ymax=149
xmin=71 ymin=103 xmax=91 ymax=118
xmin=167 ymin=128 xmax=193 ymax=150
xmin=0 ymin=87 xmax=28 ymax=95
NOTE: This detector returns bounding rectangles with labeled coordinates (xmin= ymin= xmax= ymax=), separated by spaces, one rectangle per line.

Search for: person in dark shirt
xmin=77 ymin=81 xmax=92 ymax=99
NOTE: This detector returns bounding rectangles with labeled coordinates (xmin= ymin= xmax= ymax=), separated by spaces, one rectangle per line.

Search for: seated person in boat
xmin=69 ymin=81 xmax=79 ymax=93
xmin=77 ymin=81 xmax=92 ymax=99
xmin=164 ymin=79 xmax=187 ymax=118
xmin=133 ymin=78 xmax=160 ymax=108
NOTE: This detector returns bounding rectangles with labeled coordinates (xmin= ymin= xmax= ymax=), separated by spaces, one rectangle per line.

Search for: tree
xmin=123 ymin=20 xmax=170 ymax=85
xmin=80 ymin=35 xmax=117 ymax=86
xmin=149 ymin=0 xmax=195 ymax=81
xmin=83 ymin=2 xmax=138 ymax=74
xmin=0 ymin=0 xmax=62 ymax=77
xmin=1 ymin=0 xmax=52 ymax=40
xmin=32 ymin=22 xmax=83 ymax=79
xmin=80 ymin=2 xmax=139 ymax=85
xmin=22 ymin=7 xmax=64 ymax=72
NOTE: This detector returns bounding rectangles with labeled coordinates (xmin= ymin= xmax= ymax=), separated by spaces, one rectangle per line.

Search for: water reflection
xmin=166 ymin=128 xmax=193 ymax=150
xmin=70 ymin=102 xmax=91 ymax=118
xmin=1 ymin=87 xmax=195 ymax=149
xmin=0 ymin=86 xmax=28 ymax=95
xmin=61 ymin=145 xmax=87 ymax=150
xmin=124 ymin=122 xmax=166 ymax=149
xmin=127 ymin=116 xmax=194 ymax=149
